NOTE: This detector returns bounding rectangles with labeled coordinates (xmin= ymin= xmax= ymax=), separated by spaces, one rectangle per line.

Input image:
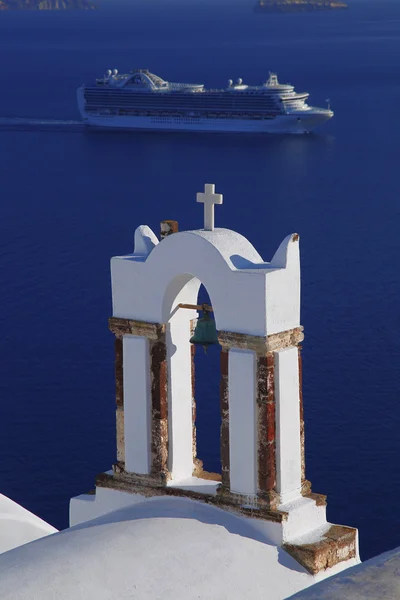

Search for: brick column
xmin=298 ymin=346 xmax=312 ymax=495
xmin=154 ymin=219 xmax=177 ymax=479
xmin=257 ymin=351 xmax=279 ymax=509
xmin=115 ymin=337 xmax=125 ymax=463
xmin=149 ymin=330 xmax=168 ymax=478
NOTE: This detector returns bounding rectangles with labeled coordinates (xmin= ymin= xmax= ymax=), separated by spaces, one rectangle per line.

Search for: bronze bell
xmin=190 ymin=309 xmax=219 ymax=354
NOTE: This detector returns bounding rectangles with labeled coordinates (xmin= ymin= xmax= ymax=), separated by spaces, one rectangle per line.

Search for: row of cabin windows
xmin=84 ymin=97 xmax=279 ymax=108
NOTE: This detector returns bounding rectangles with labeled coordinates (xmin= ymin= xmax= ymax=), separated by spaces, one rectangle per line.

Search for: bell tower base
xmin=71 ymin=466 xmax=359 ymax=576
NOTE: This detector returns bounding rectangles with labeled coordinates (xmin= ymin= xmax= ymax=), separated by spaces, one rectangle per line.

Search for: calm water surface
xmin=0 ymin=0 xmax=399 ymax=561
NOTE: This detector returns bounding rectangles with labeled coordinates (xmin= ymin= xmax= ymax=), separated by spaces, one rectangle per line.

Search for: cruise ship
xmin=77 ymin=68 xmax=333 ymax=134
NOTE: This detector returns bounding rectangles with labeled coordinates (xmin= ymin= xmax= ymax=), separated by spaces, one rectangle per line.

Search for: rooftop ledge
xmin=167 ymin=477 xmax=220 ymax=496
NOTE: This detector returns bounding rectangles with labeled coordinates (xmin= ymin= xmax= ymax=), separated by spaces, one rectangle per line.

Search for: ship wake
xmin=0 ymin=117 xmax=84 ymax=132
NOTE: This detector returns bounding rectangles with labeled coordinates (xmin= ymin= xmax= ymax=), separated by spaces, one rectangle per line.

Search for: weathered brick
xmin=148 ymin=333 xmax=169 ymax=476
xmin=151 ymin=417 xmax=169 ymax=477
xmin=257 ymin=353 xmax=276 ymax=497
xmin=266 ymin=352 xmax=275 ymax=369
xmin=116 ymin=407 xmax=125 ymax=463
xmin=298 ymin=347 xmax=306 ymax=483
xmin=257 ymin=353 xmax=274 ymax=404
xmin=220 ymin=410 xmax=230 ymax=489
xmin=220 ymin=375 xmax=229 ymax=417
xmin=220 ymin=349 xmax=229 ymax=377
xmin=115 ymin=337 xmax=124 ymax=408
xmin=160 ymin=220 xmax=179 ymax=239
xmin=150 ymin=340 xmax=167 ymax=420
xmin=109 ymin=317 xmax=164 ymax=340
xmin=284 ymin=525 xmax=357 ymax=575
xmin=218 ymin=327 xmax=304 ymax=354
xmin=266 ymin=401 xmax=276 ymax=442
xmin=258 ymin=440 xmax=276 ymax=493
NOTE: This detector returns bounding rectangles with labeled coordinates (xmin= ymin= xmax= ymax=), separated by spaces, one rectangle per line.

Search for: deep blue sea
xmin=0 ymin=0 xmax=399 ymax=562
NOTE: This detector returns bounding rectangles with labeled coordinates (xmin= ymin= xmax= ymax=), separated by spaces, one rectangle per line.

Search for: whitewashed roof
xmin=0 ymin=496 xmax=328 ymax=600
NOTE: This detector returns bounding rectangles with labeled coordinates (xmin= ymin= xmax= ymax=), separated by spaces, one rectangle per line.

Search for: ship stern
xmin=76 ymin=86 xmax=87 ymax=121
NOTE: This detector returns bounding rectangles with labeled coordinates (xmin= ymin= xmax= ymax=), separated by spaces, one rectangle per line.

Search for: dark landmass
xmin=0 ymin=0 xmax=97 ymax=9
xmin=254 ymin=0 xmax=347 ymax=13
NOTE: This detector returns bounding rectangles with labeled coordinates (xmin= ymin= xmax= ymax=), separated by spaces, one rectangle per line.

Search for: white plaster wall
xmin=70 ymin=488 xmax=146 ymax=527
xmin=167 ymin=309 xmax=194 ymax=481
xmin=266 ymin=234 xmax=300 ymax=335
xmin=111 ymin=228 xmax=300 ymax=337
xmin=123 ymin=335 xmax=151 ymax=474
xmin=280 ymin=497 xmax=327 ymax=543
xmin=163 ymin=274 xmax=200 ymax=324
xmin=228 ymin=349 xmax=257 ymax=496
xmin=275 ymin=347 xmax=302 ymax=504
xmin=111 ymin=229 xmax=269 ymax=336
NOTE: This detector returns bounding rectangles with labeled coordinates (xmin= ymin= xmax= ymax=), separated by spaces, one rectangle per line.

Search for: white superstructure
xmin=77 ymin=69 xmax=333 ymax=134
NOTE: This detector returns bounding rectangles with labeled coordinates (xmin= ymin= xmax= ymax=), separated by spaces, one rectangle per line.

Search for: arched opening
xmin=192 ymin=284 xmax=221 ymax=476
xmin=163 ymin=273 xmax=222 ymax=489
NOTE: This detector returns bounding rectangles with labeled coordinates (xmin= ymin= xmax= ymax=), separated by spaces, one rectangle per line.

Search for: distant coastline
xmin=254 ymin=0 xmax=347 ymax=13
xmin=0 ymin=0 xmax=97 ymax=9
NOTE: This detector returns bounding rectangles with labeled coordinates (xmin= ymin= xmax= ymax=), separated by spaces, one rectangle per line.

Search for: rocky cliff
xmin=255 ymin=0 xmax=347 ymax=13
xmin=0 ymin=0 xmax=97 ymax=9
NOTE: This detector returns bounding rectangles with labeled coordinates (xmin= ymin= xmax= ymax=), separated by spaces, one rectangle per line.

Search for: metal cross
xmin=196 ymin=183 xmax=223 ymax=231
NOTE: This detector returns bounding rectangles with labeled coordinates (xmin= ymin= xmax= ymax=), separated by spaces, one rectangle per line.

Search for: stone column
xmin=218 ymin=334 xmax=258 ymax=499
xmin=229 ymin=348 xmax=258 ymax=496
xmin=108 ymin=318 xmax=168 ymax=481
xmin=218 ymin=327 xmax=305 ymax=509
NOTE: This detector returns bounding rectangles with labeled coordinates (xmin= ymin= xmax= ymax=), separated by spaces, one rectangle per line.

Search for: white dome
xmin=0 ymin=496 xmax=316 ymax=600
xmin=0 ymin=493 xmax=57 ymax=555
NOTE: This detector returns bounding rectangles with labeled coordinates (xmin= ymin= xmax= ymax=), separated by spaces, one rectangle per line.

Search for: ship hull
xmin=78 ymin=102 xmax=333 ymax=134
xmin=80 ymin=112 xmax=332 ymax=134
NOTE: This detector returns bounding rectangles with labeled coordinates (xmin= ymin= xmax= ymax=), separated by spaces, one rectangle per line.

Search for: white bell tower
xmin=70 ymin=184 xmax=359 ymax=576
